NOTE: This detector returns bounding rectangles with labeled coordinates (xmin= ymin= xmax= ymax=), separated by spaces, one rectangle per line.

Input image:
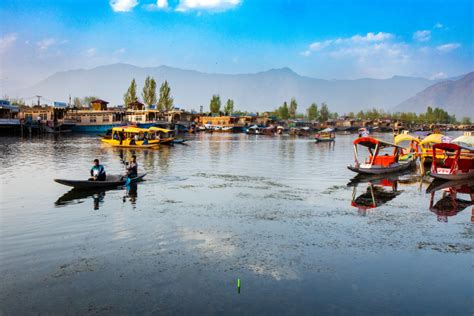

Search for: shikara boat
xmin=147 ymin=126 xmax=175 ymax=144
xmin=102 ymin=126 xmax=160 ymax=148
xmin=429 ymin=133 xmax=474 ymax=180
xmin=394 ymin=132 xmax=420 ymax=162
xmin=347 ymin=137 xmax=416 ymax=174
xmin=419 ymin=133 xmax=446 ymax=165
xmin=54 ymin=173 xmax=146 ymax=189
xmin=314 ymin=128 xmax=335 ymax=142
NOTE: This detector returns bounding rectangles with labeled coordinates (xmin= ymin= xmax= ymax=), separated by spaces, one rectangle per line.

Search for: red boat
xmin=430 ymin=142 xmax=474 ymax=180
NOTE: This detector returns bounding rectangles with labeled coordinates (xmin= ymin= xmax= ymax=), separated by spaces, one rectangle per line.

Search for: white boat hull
xmin=348 ymin=160 xmax=416 ymax=175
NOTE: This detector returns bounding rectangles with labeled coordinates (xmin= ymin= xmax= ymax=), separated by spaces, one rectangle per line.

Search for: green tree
xmin=289 ymin=97 xmax=298 ymax=118
xmin=142 ymin=76 xmax=157 ymax=107
xmin=158 ymin=80 xmax=174 ymax=111
xmin=307 ymin=103 xmax=318 ymax=120
xmin=461 ymin=117 xmax=472 ymax=125
xmin=278 ymin=101 xmax=289 ymax=120
xmin=123 ymin=79 xmax=138 ymax=107
xmin=210 ymin=95 xmax=221 ymax=114
xmin=320 ymin=102 xmax=330 ymax=122
xmin=224 ymin=99 xmax=234 ymax=115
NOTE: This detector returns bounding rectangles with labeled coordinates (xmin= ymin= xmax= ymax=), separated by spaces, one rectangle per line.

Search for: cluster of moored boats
xmin=347 ymin=131 xmax=474 ymax=181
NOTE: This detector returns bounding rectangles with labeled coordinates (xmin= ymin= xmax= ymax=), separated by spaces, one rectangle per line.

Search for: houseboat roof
xmin=0 ymin=103 xmax=19 ymax=112
xmin=433 ymin=142 xmax=474 ymax=152
xmin=353 ymin=137 xmax=403 ymax=149
xmin=53 ymin=101 xmax=68 ymax=108
xmin=91 ymin=99 xmax=109 ymax=104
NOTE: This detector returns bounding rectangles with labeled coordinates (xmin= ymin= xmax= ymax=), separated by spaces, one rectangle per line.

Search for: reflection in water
xmin=348 ymin=174 xmax=403 ymax=214
xmin=55 ymin=188 xmax=107 ymax=210
xmin=55 ymin=184 xmax=139 ymax=210
xmin=426 ymin=179 xmax=474 ymax=222
xmin=123 ymin=183 xmax=138 ymax=208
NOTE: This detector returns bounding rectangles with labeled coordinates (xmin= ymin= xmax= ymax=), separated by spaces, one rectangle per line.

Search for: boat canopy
xmin=420 ymin=133 xmax=444 ymax=146
xmin=433 ymin=142 xmax=474 ymax=153
xmin=111 ymin=126 xmax=148 ymax=134
xmin=452 ymin=134 xmax=474 ymax=148
xmin=394 ymin=133 xmax=420 ymax=145
xmin=353 ymin=137 xmax=403 ymax=150
xmin=149 ymin=126 xmax=172 ymax=133
xmin=319 ymin=128 xmax=334 ymax=133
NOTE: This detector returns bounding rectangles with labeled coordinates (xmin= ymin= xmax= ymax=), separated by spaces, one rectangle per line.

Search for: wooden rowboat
xmin=54 ymin=174 xmax=146 ymax=189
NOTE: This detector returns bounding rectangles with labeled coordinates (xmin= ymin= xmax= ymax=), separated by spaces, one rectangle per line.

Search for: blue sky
xmin=0 ymin=0 xmax=472 ymax=91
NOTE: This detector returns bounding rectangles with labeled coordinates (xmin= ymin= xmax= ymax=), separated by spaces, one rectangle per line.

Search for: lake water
xmin=0 ymin=132 xmax=472 ymax=315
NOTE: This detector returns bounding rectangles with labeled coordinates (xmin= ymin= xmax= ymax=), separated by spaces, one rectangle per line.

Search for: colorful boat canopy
xmin=353 ymin=137 xmax=403 ymax=149
xmin=452 ymin=134 xmax=474 ymax=148
xmin=111 ymin=126 xmax=149 ymax=133
xmin=148 ymin=126 xmax=172 ymax=133
xmin=394 ymin=133 xmax=420 ymax=145
xmin=420 ymin=133 xmax=444 ymax=146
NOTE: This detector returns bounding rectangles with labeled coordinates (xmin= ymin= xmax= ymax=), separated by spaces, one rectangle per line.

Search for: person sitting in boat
xmin=126 ymin=155 xmax=138 ymax=178
xmin=90 ymin=159 xmax=106 ymax=181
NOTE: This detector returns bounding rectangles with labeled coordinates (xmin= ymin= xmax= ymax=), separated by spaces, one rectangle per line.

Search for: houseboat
xmin=347 ymin=137 xmax=416 ymax=175
xmin=68 ymin=99 xmax=125 ymax=133
xmin=314 ymin=128 xmax=335 ymax=142
xmin=0 ymin=100 xmax=21 ymax=133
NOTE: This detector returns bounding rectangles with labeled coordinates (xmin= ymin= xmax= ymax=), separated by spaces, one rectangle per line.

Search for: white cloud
xmin=144 ymin=0 xmax=168 ymax=10
xmin=434 ymin=22 xmax=444 ymax=29
xmin=176 ymin=0 xmax=241 ymax=12
xmin=436 ymin=43 xmax=460 ymax=53
xmin=301 ymin=32 xmax=394 ymax=56
xmin=37 ymin=38 xmax=56 ymax=50
xmin=110 ymin=0 xmax=139 ymax=12
xmin=85 ymin=48 xmax=97 ymax=57
xmin=350 ymin=32 xmax=393 ymax=43
xmin=0 ymin=33 xmax=17 ymax=54
xmin=413 ymin=30 xmax=431 ymax=42
xmin=430 ymin=72 xmax=448 ymax=80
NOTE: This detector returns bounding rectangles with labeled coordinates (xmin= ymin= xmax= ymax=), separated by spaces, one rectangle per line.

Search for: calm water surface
xmin=0 ymin=132 xmax=472 ymax=315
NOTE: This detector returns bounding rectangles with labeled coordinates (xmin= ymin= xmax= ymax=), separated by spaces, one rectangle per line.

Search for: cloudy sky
xmin=0 ymin=0 xmax=472 ymax=92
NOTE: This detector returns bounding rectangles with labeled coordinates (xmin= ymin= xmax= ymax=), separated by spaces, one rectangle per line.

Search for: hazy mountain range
xmin=17 ymin=63 xmax=472 ymax=117
xmin=396 ymin=72 xmax=473 ymax=118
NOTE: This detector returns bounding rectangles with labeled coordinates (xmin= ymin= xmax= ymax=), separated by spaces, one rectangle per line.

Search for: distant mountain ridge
xmin=17 ymin=63 xmax=461 ymax=114
xmin=395 ymin=72 xmax=473 ymax=119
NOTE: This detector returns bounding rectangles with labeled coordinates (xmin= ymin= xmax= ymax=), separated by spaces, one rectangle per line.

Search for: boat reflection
xmin=426 ymin=179 xmax=474 ymax=222
xmin=348 ymin=173 xmax=404 ymax=214
xmin=55 ymin=183 xmax=139 ymax=210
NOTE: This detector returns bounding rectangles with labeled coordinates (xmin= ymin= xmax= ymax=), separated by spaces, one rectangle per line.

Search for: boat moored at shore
xmin=348 ymin=137 xmax=416 ymax=175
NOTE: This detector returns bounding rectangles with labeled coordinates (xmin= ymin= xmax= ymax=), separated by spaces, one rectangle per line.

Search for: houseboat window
xmin=90 ymin=116 xmax=96 ymax=123
xmin=135 ymin=116 xmax=142 ymax=121
xmin=103 ymin=116 xmax=110 ymax=122
xmin=40 ymin=114 xmax=47 ymax=120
